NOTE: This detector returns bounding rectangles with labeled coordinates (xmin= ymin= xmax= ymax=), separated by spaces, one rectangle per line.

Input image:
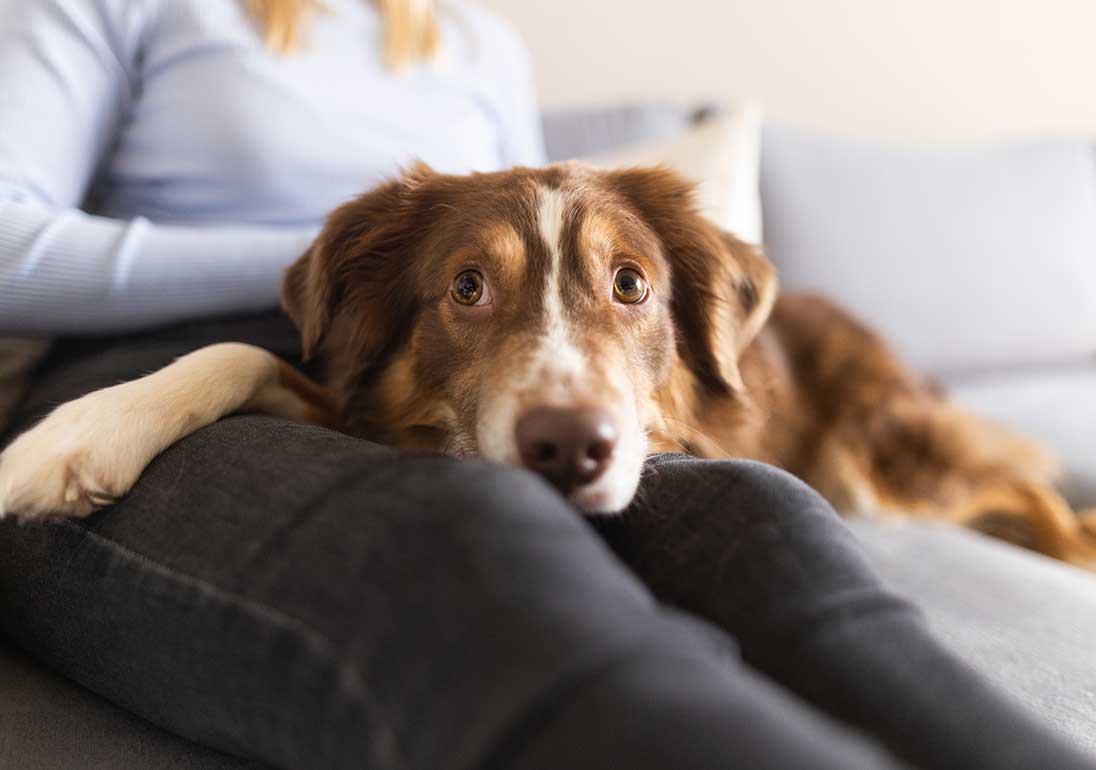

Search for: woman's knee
xmin=594 ymin=456 xmax=896 ymax=641
xmin=637 ymin=455 xmax=842 ymax=532
xmin=136 ymin=417 xmax=633 ymax=608
xmin=161 ymin=429 xmax=663 ymax=642
xmin=319 ymin=452 xmax=655 ymax=610
xmin=133 ymin=414 xmax=582 ymax=534
xmin=332 ymin=451 xmax=585 ymax=532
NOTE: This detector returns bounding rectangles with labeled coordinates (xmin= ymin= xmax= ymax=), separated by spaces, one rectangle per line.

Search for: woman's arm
xmin=0 ymin=0 xmax=315 ymax=335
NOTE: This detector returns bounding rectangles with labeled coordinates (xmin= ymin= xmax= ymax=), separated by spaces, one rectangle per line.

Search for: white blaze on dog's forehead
xmin=537 ymin=186 xmax=566 ymax=262
xmin=534 ymin=187 xmax=584 ymax=379
xmin=536 ymin=186 xmax=566 ymax=332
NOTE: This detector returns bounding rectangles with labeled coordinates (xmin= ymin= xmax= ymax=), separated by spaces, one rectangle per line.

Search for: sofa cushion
xmin=943 ymin=364 xmax=1096 ymax=508
xmin=586 ymin=103 xmax=764 ymax=244
xmin=761 ymin=127 xmax=1096 ymax=375
xmin=541 ymin=102 xmax=705 ymax=164
xmin=849 ymin=518 xmax=1096 ymax=754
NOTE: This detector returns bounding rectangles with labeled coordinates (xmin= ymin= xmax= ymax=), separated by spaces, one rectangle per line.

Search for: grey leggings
xmin=1 ymin=313 xmax=1091 ymax=770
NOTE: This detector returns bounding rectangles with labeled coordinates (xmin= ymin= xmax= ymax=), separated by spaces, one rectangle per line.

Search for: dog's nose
xmin=516 ymin=407 xmax=619 ymax=493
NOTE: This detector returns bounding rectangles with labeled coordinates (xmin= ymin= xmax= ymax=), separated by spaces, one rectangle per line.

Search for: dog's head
xmin=282 ymin=162 xmax=775 ymax=513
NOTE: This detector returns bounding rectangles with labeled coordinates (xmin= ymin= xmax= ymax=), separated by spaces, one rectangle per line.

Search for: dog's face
xmin=282 ymin=163 xmax=775 ymax=513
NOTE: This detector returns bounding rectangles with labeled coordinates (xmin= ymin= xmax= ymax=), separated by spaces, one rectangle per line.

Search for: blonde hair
xmin=246 ymin=0 xmax=439 ymax=70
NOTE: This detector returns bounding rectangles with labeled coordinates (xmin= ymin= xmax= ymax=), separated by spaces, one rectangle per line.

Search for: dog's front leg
xmin=0 ymin=343 xmax=337 ymax=520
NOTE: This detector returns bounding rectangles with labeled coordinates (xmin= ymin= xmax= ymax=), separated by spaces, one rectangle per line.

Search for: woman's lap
xmin=0 ymin=314 xmax=902 ymax=769
xmin=1 ymin=313 xmax=1092 ymax=769
xmin=0 ymin=418 xmax=904 ymax=770
xmin=0 ymin=415 xmax=728 ymax=768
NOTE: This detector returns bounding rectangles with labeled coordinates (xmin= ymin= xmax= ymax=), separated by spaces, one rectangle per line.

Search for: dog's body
xmin=2 ymin=163 xmax=1094 ymax=565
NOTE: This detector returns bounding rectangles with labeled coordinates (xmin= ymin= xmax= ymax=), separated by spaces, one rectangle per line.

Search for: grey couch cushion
xmin=0 ymin=638 xmax=261 ymax=770
xmin=541 ymin=102 xmax=709 ymax=163
xmin=761 ymin=126 xmax=1096 ymax=375
xmin=850 ymin=518 xmax=1096 ymax=754
xmin=943 ymin=363 xmax=1096 ymax=508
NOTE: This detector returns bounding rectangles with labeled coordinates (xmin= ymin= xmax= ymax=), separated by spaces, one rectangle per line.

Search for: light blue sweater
xmin=0 ymin=0 xmax=544 ymax=334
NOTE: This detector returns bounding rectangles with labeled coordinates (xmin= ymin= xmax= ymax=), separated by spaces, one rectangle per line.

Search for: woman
xmin=0 ymin=2 xmax=1091 ymax=768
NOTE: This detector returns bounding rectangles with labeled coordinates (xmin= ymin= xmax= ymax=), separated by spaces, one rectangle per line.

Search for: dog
xmin=2 ymin=162 xmax=1095 ymax=566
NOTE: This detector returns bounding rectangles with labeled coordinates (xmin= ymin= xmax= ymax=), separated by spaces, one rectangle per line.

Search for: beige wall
xmin=479 ymin=0 xmax=1096 ymax=143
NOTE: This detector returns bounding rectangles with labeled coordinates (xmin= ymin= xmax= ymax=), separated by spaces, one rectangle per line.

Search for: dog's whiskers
xmin=659 ymin=418 xmax=732 ymax=458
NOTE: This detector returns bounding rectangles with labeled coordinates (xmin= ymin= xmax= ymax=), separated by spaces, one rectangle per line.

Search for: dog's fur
xmin=3 ymin=163 xmax=1095 ymax=565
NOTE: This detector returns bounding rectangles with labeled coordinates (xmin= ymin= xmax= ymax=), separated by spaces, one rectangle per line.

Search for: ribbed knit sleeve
xmin=0 ymin=201 xmax=316 ymax=333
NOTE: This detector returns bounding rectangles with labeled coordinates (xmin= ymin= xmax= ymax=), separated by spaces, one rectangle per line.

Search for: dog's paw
xmin=0 ymin=383 xmax=157 ymax=520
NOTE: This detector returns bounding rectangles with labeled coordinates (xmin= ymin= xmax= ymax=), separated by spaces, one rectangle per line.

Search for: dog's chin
xmin=568 ymin=487 xmax=630 ymax=516
xmin=566 ymin=464 xmax=643 ymax=516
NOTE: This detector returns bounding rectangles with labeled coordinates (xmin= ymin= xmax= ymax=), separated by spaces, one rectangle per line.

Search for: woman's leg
xmin=0 ymin=317 xmax=902 ymax=770
xmin=595 ymin=455 xmax=1096 ymax=770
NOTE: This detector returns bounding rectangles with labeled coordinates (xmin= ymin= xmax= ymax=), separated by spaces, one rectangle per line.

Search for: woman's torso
xmin=91 ymin=0 xmax=532 ymax=226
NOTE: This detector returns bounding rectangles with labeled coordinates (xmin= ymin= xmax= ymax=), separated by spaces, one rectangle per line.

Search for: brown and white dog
xmin=2 ymin=163 xmax=1095 ymax=566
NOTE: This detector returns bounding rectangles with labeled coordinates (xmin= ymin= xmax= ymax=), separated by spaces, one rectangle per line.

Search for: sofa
xmin=2 ymin=104 xmax=1095 ymax=768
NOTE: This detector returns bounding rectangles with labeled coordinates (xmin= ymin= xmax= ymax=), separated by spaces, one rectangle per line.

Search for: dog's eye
xmin=613 ymin=268 xmax=648 ymax=304
xmin=452 ymin=270 xmax=491 ymax=306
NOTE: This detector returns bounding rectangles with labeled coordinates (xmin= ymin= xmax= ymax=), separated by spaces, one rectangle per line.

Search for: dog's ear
xmin=610 ymin=166 xmax=777 ymax=392
xmin=282 ymin=163 xmax=435 ymax=362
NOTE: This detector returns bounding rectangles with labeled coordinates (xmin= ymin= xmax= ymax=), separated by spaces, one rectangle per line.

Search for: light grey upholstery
xmin=851 ymin=518 xmax=1096 ymax=754
xmin=541 ymin=102 xmax=710 ymax=162
xmin=761 ymin=125 xmax=1096 ymax=375
xmin=944 ymin=364 xmax=1096 ymax=509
